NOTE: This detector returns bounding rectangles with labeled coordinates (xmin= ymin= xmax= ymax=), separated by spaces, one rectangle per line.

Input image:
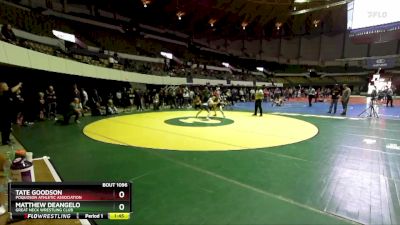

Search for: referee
xmin=253 ymin=87 xmax=264 ymax=117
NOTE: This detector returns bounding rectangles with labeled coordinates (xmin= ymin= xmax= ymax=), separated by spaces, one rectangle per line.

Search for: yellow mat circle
xmin=83 ymin=111 xmax=318 ymax=151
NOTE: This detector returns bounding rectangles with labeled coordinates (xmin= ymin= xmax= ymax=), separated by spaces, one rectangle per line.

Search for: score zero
xmin=102 ymin=183 xmax=128 ymax=187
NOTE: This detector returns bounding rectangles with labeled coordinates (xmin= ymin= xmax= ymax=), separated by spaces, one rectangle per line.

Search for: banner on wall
xmin=365 ymin=57 xmax=397 ymax=69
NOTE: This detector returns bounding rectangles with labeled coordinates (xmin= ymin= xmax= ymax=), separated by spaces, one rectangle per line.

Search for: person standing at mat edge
xmin=0 ymin=82 xmax=22 ymax=145
xmin=341 ymin=84 xmax=351 ymax=116
xmin=254 ymin=87 xmax=264 ymax=117
xmin=308 ymin=86 xmax=316 ymax=107
xmin=328 ymin=84 xmax=340 ymax=114
xmin=386 ymin=86 xmax=394 ymax=107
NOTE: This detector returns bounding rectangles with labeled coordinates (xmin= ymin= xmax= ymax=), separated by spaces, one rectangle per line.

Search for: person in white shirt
xmin=183 ymin=88 xmax=190 ymax=108
xmin=81 ymin=88 xmax=89 ymax=110
xmin=250 ymin=88 xmax=256 ymax=101
xmin=253 ymin=88 xmax=264 ymax=116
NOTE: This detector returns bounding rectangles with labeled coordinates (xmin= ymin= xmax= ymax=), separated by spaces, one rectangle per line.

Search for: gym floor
xmin=13 ymin=99 xmax=400 ymax=225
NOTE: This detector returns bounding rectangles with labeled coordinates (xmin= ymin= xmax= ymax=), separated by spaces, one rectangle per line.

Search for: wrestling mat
xmin=83 ymin=111 xmax=318 ymax=151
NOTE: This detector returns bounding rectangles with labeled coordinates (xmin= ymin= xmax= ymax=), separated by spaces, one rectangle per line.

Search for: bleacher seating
xmin=0 ymin=1 xmax=375 ymax=87
xmin=332 ymin=76 xmax=366 ymax=84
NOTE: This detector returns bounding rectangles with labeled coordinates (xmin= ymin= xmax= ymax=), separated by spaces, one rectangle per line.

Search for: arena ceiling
xmin=71 ymin=0 xmax=349 ymax=39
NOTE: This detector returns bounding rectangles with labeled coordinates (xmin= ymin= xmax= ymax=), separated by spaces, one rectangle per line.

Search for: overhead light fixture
xmin=176 ymin=11 xmax=185 ymax=20
xmin=291 ymin=0 xmax=350 ymax=15
xmin=209 ymin=18 xmax=217 ymax=27
xmin=160 ymin=51 xmax=173 ymax=59
xmin=275 ymin=22 xmax=282 ymax=30
xmin=142 ymin=0 xmax=150 ymax=8
xmin=222 ymin=62 xmax=230 ymax=68
xmin=241 ymin=21 xmax=248 ymax=30
xmin=313 ymin=19 xmax=320 ymax=27
xmin=256 ymin=67 xmax=264 ymax=72
xmin=52 ymin=30 xmax=76 ymax=43
xmin=294 ymin=0 xmax=310 ymax=3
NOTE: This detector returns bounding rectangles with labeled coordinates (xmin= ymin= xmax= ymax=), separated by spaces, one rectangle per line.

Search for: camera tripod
xmin=358 ymin=99 xmax=379 ymax=118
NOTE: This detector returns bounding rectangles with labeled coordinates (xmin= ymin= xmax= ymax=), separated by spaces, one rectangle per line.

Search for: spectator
xmin=189 ymin=89 xmax=195 ymax=106
xmin=46 ymin=85 xmax=57 ymax=120
xmin=134 ymin=89 xmax=143 ymax=111
xmin=0 ymin=82 xmax=22 ymax=145
xmin=239 ymin=88 xmax=244 ymax=102
xmin=386 ymin=86 xmax=394 ymax=107
xmin=81 ymin=88 xmax=89 ymax=110
xmin=183 ymin=87 xmax=190 ymax=108
xmin=106 ymin=99 xmax=118 ymax=115
xmin=341 ymin=84 xmax=351 ymax=116
xmin=64 ymin=98 xmax=82 ymax=124
xmin=38 ymin=92 xmax=46 ymax=120
xmin=1 ymin=24 xmax=17 ymax=43
xmin=250 ymin=88 xmax=255 ymax=101
xmin=115 ymin=90 xmax=122 ymax=107
xmin=90 ymin=89 xmax=103 ymax=116
xmin=263 ymin=87 xmax=270 ymax=102
xmin=13 ymin=89 xmax=25 ymax=125
xmin=274 ymin=88 xmax=282 ymax=100
xmin=153 ymin=92 xmax=160 ymax=110
xmin=121 ymin=88 xmax=131 ymax=112
xmin=72 ymin=84 xmax=81 ymax=101
xmin=128 ymin=88 xmax=134 ymax=109
xmin=315 ymin=88 xmax=320 ymax=103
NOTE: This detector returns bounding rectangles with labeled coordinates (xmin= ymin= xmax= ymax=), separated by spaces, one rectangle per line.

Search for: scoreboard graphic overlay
xmin=8 ymin=182 xmax=132 ymax=220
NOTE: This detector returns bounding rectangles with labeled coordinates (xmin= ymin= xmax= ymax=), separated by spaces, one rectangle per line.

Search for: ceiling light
xmin=313 ymin=20 xmax=320 ymax=28
xmin=176 ymin=11 xmax=185 ymax=20
xmin=241 ymin=21 xmax=248 ymax=30
xmin=52 ymin=30 xmax=76 ymax=43
xmin=275 ymin=22 xmax=282 ymax=30
xmin=161 ymin=52 xmax=173 ymax=59
xmin=291 ymin=0 xmax=349 ymax=15
xmin=209 ymin=18 xmax=217 ymax=27
xmin=142 ymin=0 xmax=150 ymax=7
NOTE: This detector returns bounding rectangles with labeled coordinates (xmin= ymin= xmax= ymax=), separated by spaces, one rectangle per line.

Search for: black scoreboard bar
xmin=8 ymin=182 xmax=132 ymax=220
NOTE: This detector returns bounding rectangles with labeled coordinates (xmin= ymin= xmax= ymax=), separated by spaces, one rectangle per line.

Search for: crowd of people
xmin=1 ymin=77 xmax=398 ymax=146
